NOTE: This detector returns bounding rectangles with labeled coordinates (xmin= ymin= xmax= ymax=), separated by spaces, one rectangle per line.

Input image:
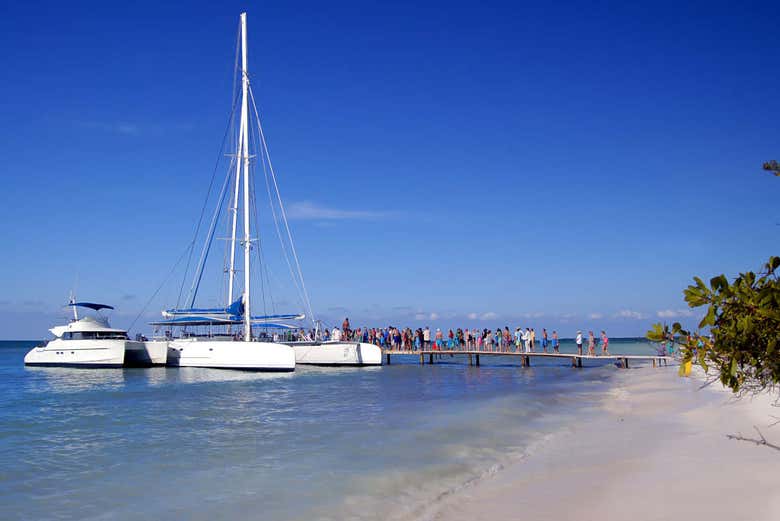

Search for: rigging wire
xmin=128 ymin=241 xmax=193 ymax=332
xmin=247 ymin=113 xmax=284 ymax=334
xmin=185 ymin=155 xmax=235 ymax=308
xmin=247 ymin=84 xmax=316 ymax=326
xmin=174 ymin=23 xmax=242 ymax=311
xmin=255 ymin=102 xmax=307 ymax=314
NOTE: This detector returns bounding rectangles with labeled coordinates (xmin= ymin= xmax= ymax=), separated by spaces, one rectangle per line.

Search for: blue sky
xmin=0 ymin=0 xmax=778 ymax=338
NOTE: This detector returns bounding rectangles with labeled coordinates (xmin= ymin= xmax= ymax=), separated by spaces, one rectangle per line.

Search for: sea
xmin=0 ymin=339 xmax=660 ymax=521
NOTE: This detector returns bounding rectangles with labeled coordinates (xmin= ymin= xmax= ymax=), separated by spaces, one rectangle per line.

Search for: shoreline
xmin=429 ymin=365 xmax=780 ymax=521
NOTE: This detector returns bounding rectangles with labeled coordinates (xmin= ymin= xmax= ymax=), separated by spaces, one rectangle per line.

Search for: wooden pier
xmin=381 ymin=349 xmax=672 ymax=368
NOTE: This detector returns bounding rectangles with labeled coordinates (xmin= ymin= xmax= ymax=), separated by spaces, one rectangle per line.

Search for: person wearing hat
xmin=575 ymin=330 xmax=583 ymax=355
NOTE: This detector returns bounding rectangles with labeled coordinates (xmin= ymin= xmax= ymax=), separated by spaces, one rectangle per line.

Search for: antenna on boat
xmin=69 ymin=291 xmax=78 ymax=321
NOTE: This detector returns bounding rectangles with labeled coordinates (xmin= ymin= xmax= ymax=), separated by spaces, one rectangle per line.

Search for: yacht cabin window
xmin=61 ymin=332 xmax=128 ymax=340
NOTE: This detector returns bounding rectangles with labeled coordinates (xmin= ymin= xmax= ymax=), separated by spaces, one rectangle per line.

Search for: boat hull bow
xmin=289 ymin=341 xmax=382 ymax=366
xmin=166 ymin=339 xmax=295 ymax=371
xmin=23 ymin=339 xmax=126 ymax=368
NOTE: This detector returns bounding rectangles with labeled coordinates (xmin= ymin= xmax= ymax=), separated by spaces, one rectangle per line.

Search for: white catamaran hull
xmin=166 ymin=339 xmax=295 ymax=371
xmin=24 ymin=339 xmax=126 ymax=368
xmin=124 ymin=340 xmax=168 ymax=366
xmin=289 ymin=341 xmax=382 ymax=366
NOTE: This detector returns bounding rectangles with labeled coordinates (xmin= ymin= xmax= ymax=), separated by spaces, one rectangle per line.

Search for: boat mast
xmin=239 ymin=12 xmax=252 ymax=342
xmin=227 ymin=112 xmax=243 ymax=306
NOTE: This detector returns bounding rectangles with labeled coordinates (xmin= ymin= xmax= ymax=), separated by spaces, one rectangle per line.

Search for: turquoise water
xmin=0 ymin=339 xmax=659 ymax=520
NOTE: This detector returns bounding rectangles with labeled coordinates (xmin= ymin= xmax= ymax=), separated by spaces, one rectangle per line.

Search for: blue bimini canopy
xmin=251 ymin=313 xmax=305 ymax=321
xmin=69 ymin=302 xmax=114 ymax=311
xmin=249 ymin=321 xmax=298 ymax=329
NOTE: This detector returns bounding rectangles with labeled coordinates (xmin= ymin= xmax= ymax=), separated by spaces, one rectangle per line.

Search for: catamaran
xmin=150 ymin=12 xmax=295 ymax=372
xmin=152 ymin=12 xmax=379 ymax=367
xmin=24 ymin=300 xmax=167 ymax=368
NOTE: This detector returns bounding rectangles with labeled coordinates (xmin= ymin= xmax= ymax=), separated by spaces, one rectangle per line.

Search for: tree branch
xmin=726 ymin=426 xmax=780 ymax=451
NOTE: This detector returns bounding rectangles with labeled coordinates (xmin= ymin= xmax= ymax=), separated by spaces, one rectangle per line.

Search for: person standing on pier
xmin=514 ymin=327 xmax=522 ymax=352
xmin=587 ymin=331 xmax=596 ymax=356
xmin=576 ymin=330 xmax=583 ymax=355
xmin=657 ymin=340 xmax=668 ymax=365
xmin=523 ymin=328 xmax=531 ymax=352
xmin=423 ymin=327 xmax=431 ymax=349
xmin=530 ymin=328 xmax=536 ymax=352
xmin=342 ymin=318 xmax=351 ymax=339
xmin=600 ymin=330 xmax=609 ymax=355
xmin=552 ymin=330 xmax=559 ymax=353
xmin=541 ymin=328 xmax=549 ymax=353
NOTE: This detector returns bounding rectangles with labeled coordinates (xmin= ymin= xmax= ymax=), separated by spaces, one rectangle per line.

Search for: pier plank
xmin=380 ymin=349 xmax=671 ymax=368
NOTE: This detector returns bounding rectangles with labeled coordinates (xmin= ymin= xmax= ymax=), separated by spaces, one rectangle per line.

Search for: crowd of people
xmin=305 ymin=318 xmax=612 ymax=355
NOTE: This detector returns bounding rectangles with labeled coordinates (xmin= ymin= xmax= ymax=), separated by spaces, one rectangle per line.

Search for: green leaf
xmin=698 ymin=350 xmax=709 ymax=373
xmin=646 ymin=323 xmax=664 ymax=342
xmin=699 ymin=306 xmax=716 ymax=328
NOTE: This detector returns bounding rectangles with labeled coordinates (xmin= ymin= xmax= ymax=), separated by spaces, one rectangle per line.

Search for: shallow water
xmin=0 ymin=339 xmax=659 ymax=520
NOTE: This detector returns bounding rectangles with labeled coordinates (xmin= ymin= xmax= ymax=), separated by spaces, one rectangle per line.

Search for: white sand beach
xmin=432 ymin=366 xmax=780 ymax=521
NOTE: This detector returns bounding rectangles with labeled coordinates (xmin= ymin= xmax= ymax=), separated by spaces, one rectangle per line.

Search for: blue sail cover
xmin=155 ymin=296 xmax=303 ymax=328
xmin=150 ymin=316 xmax=298 ymax=329
xmin=163 ymin=298 xmax=244 ymax=317
xmin=149 ymin=316 xmax=238 ymax=326
xmin=69 ymin=302 xmax=114 ymax=311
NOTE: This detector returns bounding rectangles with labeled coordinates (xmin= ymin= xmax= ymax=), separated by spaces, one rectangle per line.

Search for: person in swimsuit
xmin=587 ymin=331 xmax=596 ymax=356
xmin=600 ymin=330 xmax=609 ymax=355
xmin=552 ymin=330 xmax=559 ymax=353
xmin=542 ymin=328 xmax=549 ymax=353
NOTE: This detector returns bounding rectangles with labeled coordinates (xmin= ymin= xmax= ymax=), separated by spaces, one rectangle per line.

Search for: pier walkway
xmin=381 ymin=349 xmax=673 ymax=368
